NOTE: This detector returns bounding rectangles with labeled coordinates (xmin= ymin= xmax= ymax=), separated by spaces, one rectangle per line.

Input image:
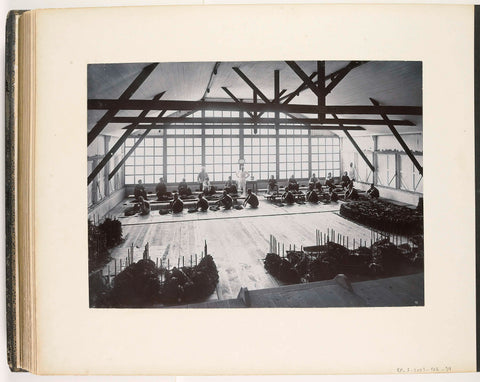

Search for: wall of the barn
xmin=340 ymin=133 xmax=423 ymax=205
xmin=88 ymin=134 xmax=126 ymax=219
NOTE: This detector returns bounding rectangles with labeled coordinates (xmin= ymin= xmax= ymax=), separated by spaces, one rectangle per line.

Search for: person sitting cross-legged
xmin=224 ymin=175 xmax=238 ymax=195
xmin=286 ymin=174 xmax=299 ymax=192
xmin=366 ymin=183 xmax=380 ymax=199
xmin=306 ymin=183 xmax=319 ymax=203
xmin=345 ymin=181 xmax=359 ymax=201
xmin=341 ymin=171 xmax=351 ymax=189
xmin=178 ymin=178 xmax=192 ymax=197
xmin=170 ymin=193 xmax=184 ymax=213
xmin=328 ymin=186 xmax=339 ymax=203
xmin=137 ymin=196 xmax=151 ymax=215
xmin=203 ymin=176 xmax=216 ymax=196
xmin=243 ymin=189 xmax=259 ymax=208
xmin=134 ymin=179 xmax=148 ymax=201
xmin=267 ymin=175 xmax=278 ymax=194
xmin=325 ymin=172 xmax=335 ymax=189
xmin=196 ymin=192 xmax=209 ymax=212
xmin=217 ymin=190 xmax=233 ymax=210
xmin=282 ymin=189 xmax=295 ymax=205
xmin=155 ymin=177 xmax=171 ymax=200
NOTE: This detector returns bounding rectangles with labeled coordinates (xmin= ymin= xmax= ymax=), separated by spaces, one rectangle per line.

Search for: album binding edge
xmin=5 ymin=9 xmax=28 ymax=372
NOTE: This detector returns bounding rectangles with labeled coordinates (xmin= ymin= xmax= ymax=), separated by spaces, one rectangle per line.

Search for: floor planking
xmin=102 ymin=198 xmax=411 ymax=300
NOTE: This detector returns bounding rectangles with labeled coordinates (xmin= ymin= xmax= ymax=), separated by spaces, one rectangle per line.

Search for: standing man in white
xmin=236 ymin=165 xmax=250 ymax=197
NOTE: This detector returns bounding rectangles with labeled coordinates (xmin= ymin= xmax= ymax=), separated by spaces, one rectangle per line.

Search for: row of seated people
xmin=127 ymin=189 xmax=260 ymax=217
xmin=266 ymin=171 xmax=353 ymax=195
xmin=134 ymin=176 xmax=240 ymax=202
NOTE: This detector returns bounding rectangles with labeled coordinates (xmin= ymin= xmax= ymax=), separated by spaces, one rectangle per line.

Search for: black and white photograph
xmin=87 ymin=60 xmax=424 ymax=309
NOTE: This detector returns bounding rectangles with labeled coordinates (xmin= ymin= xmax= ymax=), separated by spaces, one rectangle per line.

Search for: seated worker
xmin=341 ymin=171 xmax=351 ymax=189
xmin=203 ymin=176 xmax=216 ymax=196
xmin=196 ymin=192 xmax=209 ymax=211
xmin=170 ymin=193 xmax=184 ymax=213
xmin=137 ymin=196 xmax=151 ymax=215
xmin=134 ymin=179 xmax=148 ymax=201
xmin=328 ymin=186 xmax=339 ymax=203
xmin=366 ymin=183 xmax=380 ymax=198
xmin=309 ymin=173 xmax=319 ymax=188
xmin=287 ymin=174 xmax=299 ymax=192
xmin=306 ymin=184 xmax=319 ymax=203
xmin=217 ymin=190 xmax=233 ymax=210
xmin=282 ymin=189 xmax=295 ymax=205
xmin=155 ymin=177 xmax=170 ymax=200
xmin=267 ymin=175 xmax=278 ymax=194
xmin=325 ymin=172 xmax=335 ymax=189
xmin=345 ymin=181 xmax=359 ymax=201
xmin=224 ymin=176 xmax=238 ymax=194
xmin=178 ymin=178 xmax=192 ymax=197
xmin=243 ymin=189 xmax=259 ymax=208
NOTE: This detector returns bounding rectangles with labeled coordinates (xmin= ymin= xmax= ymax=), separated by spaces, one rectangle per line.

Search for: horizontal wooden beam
xmin=122 ymin=124 xmax=365 ymax=131
xmin=88 ymin=99 xmax=422 ymax=116
xmin=110 ymin=116 xmax=414 ymax=126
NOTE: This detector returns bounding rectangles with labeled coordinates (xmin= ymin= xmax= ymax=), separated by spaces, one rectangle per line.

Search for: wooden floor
xmin=102 ymin=198 xmax=420 ymax=302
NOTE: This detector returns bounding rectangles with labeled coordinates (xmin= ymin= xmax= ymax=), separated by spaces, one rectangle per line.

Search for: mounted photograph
xmin=87 ymin=60 xmax=424 ymax=309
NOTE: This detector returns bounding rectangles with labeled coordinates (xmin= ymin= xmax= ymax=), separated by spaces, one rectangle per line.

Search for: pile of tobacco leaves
xmin=161 ymin=255 xmax=219 ymax=305
xmin=264 ymin=238 xmax=423 ymax=285
xmin=340 ymin=199 xmax=423 ymax=235
xmin=97 ymin=255 xmax=219 ymax=308
xmin=98 ymin=217 xmax=123 ymax=248
xmin=88 ymin=219 xmax=109 ymax=273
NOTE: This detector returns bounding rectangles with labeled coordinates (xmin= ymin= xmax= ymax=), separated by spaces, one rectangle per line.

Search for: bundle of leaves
xmin=369 ymin=238 xmax=405 ymax=275
xmin=89 ymin=269 xmax=112 ymax=308
xmin=88 ymin=219 xmax=109 ymax=272
xmin=161 ymin=255 xmax=219 ymax=305
xmin=305 ymin=257 xmax=339 ymax=282
xmin=341 ymin=246 xmax=372 ymax=275
xmin=340 ymin=200 xmax=423 ymax=235
xmin=263 ymin=253 xmax=301 ymax=284
xmin=287 ymin=251 xmax=309 ymax=277
xmin=107 ymin=259 xmax=162 ymax=307
xmin=98 ymin=218 xmax=123 ymax=248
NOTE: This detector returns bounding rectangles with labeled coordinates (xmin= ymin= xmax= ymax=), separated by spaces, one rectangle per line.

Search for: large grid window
xmin=205 ymin=136 xmax=240 ymax=181
xmin=244 ymin=136 xmax=276 ymax=180
xmin=377 ymin=153 xmax=397 ymax=188
xmin=124 ymin=137 xmax=164 ymax=184
xmin=166 ymin=136 xmax=202 ymax=182
xmin=278 ymin=129 xmax=309 ymax=179
xmin=400 ymin=154 xmax=423 ymax=193
xmin=311 ymin=137 xmax=341 ymax=178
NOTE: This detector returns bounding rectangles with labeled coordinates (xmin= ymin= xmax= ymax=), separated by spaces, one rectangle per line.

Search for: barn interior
xmin=87 ymin=61 xmax=424 ymax=308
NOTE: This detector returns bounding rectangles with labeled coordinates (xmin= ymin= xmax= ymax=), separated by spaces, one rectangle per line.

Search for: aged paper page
xmin=31 ymin=4 xmax=475 ymax=374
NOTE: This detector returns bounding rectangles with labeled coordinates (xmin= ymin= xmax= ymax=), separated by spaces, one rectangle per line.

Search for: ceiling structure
xmin=87 ymin=60 xmax=423 ymax=184
xmin=87 ymin=60 xmax=422 ymax=138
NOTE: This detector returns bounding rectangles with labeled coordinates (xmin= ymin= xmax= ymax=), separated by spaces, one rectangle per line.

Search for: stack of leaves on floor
xmin=95 ymin=255 xmax=219 ymax=308
xmin=264 ymin=238 xmax=423 ymax=285
xmin=339 ymin=199 xmax=423 ymax=235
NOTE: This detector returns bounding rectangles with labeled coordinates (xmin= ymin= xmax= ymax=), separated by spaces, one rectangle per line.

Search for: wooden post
xmin=167 ymin=258 xmax=170 ymax=270
xmin=114 ymin=259 xmax=117 ymax=276
xmin=195 ymin=254 xmax=197 ymax=266
xmin=347 ymin=236 xmax=349 ymax=249
xmin=183 ymin=256 xmax=185 ymax=267
xmin=120 ymin=259 xmax=123 ymax=272
xmin=190 ymin=255 xmax=192 ymax=267
xmin=353 ymin=238 xmax=356 ymax=249
xmin=156 ymin=258 xmax=158 ymax=267
xmin=107 ymin=265 xmax=111 ymax=285
xmin=178 ymin=257 xmax=180 ymax=268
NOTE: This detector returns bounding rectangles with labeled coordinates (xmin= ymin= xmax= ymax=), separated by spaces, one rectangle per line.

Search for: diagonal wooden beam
xmin=87 ymin=63 xmax=158 ymax=146
xmin=333 ymin=114 xmax=375 ymax=172
xmin=221 ymin=87 xmax=256 ymax=119
xmin=88 ymin=128 xmax=134 ymax=185
xmin=232 ymin=67 xmax=271 ymax=104
xmin=324 ymin=61 xmax=362 ymax=94
xmin=282 ymin=71 xmax=317 ymax=104
xmin=201 ymin=62 xmax=221 ymax=101
xmin=89 ymin=92 xmax=165 ymax=185
xmin=285 ymin=61 xmax=323 ymax=98
xmin=370 ymin=98 xmax=423 ymax=176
